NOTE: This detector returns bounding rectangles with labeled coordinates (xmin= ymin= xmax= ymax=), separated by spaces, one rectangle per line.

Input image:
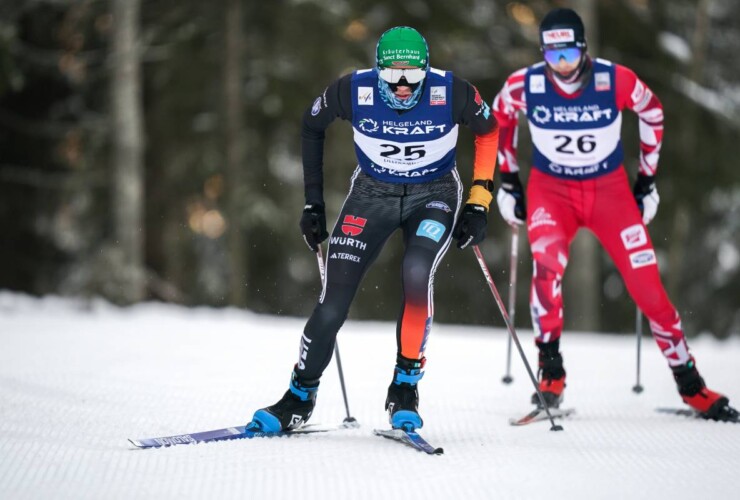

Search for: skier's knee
xmin=402 ymin=259 xmax=432 ymax=295
xmin=533 ymin=257 xmax=564 ymax=281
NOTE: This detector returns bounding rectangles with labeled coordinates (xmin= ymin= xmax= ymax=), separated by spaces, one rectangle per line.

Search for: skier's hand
xmin=496 ymin=172 xmax=526 ymax=226
xmin=453 ymin=204 xmax=488 ymax=249
xmin=299 ymin=203 xmax=329 ymax=251
xmin=633 ymin=174 xmax=660 ymax=225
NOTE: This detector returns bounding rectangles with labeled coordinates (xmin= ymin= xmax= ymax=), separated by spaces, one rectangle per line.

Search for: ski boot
xmin=247 ymin=371 xmax=319 ymax=433
xmin=386 ymin=356 xmax=424 ymax=431
xmin=672 ymin=358 xmax=739 ymax=422
xmin=531 ymin=340 xmax=566 ymax=409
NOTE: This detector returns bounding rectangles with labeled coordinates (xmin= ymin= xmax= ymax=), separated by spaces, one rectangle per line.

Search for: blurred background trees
xmin=0 ymin=0 xmax=737 ymax=337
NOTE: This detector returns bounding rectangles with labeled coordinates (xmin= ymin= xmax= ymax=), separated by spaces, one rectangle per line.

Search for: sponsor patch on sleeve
xmin=530 ymin=74 xmax=545 ymax=94
xmin=358 ymin=87 xmax=374 ymax=105
xmin=594 ymin=72 xmax=611 ymax=91
xmin=430 ymin=86 xmax=446 ymax=105
xmin=311 ymin=97 xmax=322 ymax=116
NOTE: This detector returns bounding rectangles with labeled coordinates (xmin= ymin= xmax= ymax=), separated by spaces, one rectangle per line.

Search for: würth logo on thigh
xmin=342 ymin=215 xmax=367 ymax=236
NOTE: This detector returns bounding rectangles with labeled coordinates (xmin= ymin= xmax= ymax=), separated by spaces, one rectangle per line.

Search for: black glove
xmin=632 ymin=174 xmax=660 ymax=224
xmin=453 ymin=204 xmax=488 ymax=249
xmin=299 ymin=203 xmax=329 ymax=251
xmin=496 ymin=172 xmax=526 ymax=225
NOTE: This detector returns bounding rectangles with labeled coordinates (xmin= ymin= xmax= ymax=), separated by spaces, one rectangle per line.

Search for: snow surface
xmin=1 ymin=292 xmax=739 ymax=500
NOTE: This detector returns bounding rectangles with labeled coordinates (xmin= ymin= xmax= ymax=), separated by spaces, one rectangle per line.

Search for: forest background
xmin=0 ymin=0 xmax=737 ymax=337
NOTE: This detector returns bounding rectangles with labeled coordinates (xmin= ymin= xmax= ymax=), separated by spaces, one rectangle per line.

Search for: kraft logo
xmin=532 ymin=105 xmax=551 ymax=124
xmin=620 ymin=224 xmax=647 ymax=250
xmin=416 ymin=219 xmax=445 ymax=242
xmin=358 ymin=118 xmax=378 ymax=133
xmin=341 ymin=215 xmax=367 ymax=236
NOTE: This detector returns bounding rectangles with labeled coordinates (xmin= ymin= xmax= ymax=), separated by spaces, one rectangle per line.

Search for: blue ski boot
xmin=386 ymin=356 xmax=424 ymax=431
xmin=247 ymin=371 xmax=319 ymax=433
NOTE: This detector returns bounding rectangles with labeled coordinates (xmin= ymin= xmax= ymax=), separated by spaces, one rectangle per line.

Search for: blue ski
xmin=130 ymin=420 xmax=359 ymax=449
xmin=373 ymin=428 xmax=444 ymax=455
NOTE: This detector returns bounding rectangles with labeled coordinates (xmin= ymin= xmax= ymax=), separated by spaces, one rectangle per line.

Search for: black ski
xmin=509 ymin=407 xmax=575 ymax=426
xmin=373 ymin=428 xmax=444 ymax=455
xmin=656 ymin=406 xmax=739 ymax=423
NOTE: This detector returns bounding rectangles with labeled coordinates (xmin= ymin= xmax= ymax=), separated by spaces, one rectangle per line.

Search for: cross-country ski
xmin=129 ymin=420 xmax=360 ymax=449
xmin=509 ymin=407 xmax=576 ymax=426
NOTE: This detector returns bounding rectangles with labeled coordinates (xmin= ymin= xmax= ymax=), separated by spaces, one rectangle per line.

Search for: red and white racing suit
xmin=492 ymin=57 xmax=690 ymax=367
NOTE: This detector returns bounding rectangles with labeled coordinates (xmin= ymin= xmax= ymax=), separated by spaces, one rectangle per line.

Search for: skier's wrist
xmin=500 ymin=172 xmax=523 ymax=193
xmin=634 ymin=174 xmax=656 ymax=194
xmin=466 ymin=185 xmax=492 ymax=211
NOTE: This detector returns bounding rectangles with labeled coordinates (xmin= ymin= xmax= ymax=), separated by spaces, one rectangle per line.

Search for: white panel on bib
xmin=353 ymin=125 xmax=459 ymax=173
xmin=528 ymin=113 xmax=622 ymax=167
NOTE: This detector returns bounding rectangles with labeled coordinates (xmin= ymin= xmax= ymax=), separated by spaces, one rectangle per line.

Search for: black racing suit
xmin=297 ymin=72 xmax=497 ymax=381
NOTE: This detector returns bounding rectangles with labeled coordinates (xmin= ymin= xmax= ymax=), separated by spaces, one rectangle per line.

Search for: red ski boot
xmin=531 ymin=340 xmax=566 ymax=409
xmin=672 ymin=359 xmax=739 ymax=422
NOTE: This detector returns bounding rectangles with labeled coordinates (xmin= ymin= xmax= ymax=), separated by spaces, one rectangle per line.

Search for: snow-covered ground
xmin=1 ymin=292 xmax=738 ymax=500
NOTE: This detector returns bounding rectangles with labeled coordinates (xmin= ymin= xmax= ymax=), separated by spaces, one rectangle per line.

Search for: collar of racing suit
xmin=545 ymin=55 xmax=593 ymax=94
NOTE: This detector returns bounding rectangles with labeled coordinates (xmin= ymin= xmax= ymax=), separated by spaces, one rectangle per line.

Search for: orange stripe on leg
xmin=399 ymin=303 xmax=430 ymax=360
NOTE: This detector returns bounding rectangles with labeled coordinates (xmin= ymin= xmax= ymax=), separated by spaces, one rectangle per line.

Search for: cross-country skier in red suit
xmin=492 ymin=8 xmax=737 ymax=420
xmin=246 ymin=27 xmax=499 ymax=433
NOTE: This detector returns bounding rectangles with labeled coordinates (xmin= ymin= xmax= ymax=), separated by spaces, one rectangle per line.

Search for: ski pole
xmin=502 ymin=226 xmax=519 ymax=384
xmin=632 ymin=307 xmax=644 ymax=394
xmin=316 ymin=245 xmax=357 ymax=424
xmin=473 ymin=245 xmax=563 ymax=431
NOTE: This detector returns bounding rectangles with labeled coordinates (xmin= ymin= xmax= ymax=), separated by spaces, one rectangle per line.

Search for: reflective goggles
xmin=543 ymin=47 xmax=583 ymax=66
xmin=378 ymin=67 xmax=427 ymax=84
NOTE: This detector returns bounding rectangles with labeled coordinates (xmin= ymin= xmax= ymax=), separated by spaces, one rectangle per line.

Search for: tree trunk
xmin=110 ymin=0 xmax=145 ymax=303
xmin=224 ymin=0 xmax=247 ymax=306
xmin=667 ymin=0 xmax=710 ymax=298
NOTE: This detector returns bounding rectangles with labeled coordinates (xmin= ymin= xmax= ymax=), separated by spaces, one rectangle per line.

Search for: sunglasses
xmin=378 ymin=67 xmax=427 ymax=84
xmin=543 ymin=48 xmax=583 ymax=66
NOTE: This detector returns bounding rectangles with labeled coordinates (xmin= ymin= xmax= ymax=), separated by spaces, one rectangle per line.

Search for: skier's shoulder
xmin=592 ymin=58 xmax=635 ymax=79
xmin=428 ymin=66 xmax=452 ymax=78
xmin=348 ymin=68 xmax=375 ymax=85
xmin=505 ymin=65 xmax=532 ymax=85
xmin=502 ymin=64 xmax=543 ymax=93
xmin=305 ymin=73 xmax=355 ymax=124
